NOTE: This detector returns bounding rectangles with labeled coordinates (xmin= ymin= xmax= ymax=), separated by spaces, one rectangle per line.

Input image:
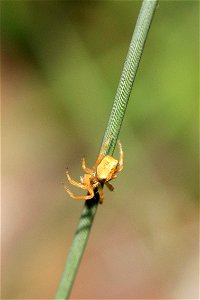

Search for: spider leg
xmin=105 ymin=182 xmax=114 ymax=191
xmin=117 ymin=140 xmax=123 ymax=172
xmin=66 ymin=170 xmax=87 ymax=190
xmin=81 ymin=158 xmax=93 ymax=174
xmin=64 ymin=185 xmax=94 ymax=200
xmin=97 ymin=183 xmax=104 ymax=204
xmin=93 ymin=135 xmax=111 ymax=170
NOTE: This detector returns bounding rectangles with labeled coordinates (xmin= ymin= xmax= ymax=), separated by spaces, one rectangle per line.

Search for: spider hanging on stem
xmin=64 ymin=137 xmax=123 ymax=204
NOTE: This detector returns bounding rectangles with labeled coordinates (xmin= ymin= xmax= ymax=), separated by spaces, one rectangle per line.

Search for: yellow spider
xmin=64 ymin=138 xmax=123 ymax=203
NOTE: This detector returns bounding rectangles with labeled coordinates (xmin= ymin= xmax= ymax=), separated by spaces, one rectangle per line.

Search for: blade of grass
xmin=55 ymin=1 xmax=158 ymax=299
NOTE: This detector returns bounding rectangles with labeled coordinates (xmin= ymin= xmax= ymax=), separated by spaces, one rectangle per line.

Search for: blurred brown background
xmin=1 ymin=1 xmax=199 ymax=299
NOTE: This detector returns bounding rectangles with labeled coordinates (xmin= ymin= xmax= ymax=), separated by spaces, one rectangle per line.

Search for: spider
xmin=64 ymin=138 xmax=123 ymax=203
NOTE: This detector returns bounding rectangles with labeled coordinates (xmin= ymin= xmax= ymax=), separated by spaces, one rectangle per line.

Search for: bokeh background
xmin=1 ymin=1 xmax=199 ymax=299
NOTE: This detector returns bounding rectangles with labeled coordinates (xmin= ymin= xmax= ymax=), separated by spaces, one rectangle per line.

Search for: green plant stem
xmin=55 ymin=1 xmax=158 ymax=299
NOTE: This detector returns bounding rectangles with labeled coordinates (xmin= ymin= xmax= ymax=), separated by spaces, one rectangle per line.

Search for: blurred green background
xmin=1 ymin=1 xmax=199 ymax=299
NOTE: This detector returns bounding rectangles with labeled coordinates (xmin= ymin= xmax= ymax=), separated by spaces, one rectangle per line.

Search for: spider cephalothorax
xmin=64 ymin=138 xmax=123 ymax=203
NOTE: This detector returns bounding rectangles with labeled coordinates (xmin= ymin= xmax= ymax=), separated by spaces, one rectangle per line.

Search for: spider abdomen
xmin=96 ymin=155 xmax=118 ymax=182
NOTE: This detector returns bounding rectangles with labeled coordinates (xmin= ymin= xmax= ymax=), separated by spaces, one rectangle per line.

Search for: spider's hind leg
xmin=105 ymin=182 xmax=114 ymax=191
xmin=97 ymin=183 xmax=104 ymax=204
xmin=117 ymin=140 xmax=123 ymax=172
xmin=94 ymin=136 xmax=112 ymax=170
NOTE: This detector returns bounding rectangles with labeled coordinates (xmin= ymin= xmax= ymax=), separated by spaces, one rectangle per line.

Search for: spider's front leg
xmin=64 ymin=185 xmax=94 ymax=200
xmin=64 ymin=170 xmax=94 ymax=200
xmin=81 ymin=158 xmax=93 ymax=174
xmin=66 ymin=169 xmax=87 ymax=189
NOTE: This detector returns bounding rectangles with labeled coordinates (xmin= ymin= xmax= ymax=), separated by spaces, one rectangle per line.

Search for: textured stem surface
xmin=103 ymin=0 xmax=158 ymax=154
xmin=55 ymin=1 xmax=158 ymax=299
xmin=55 ymin=200 xmax=98 ymax=299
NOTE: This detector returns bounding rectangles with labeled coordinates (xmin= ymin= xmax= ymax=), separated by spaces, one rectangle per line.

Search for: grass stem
xmin=55 ymin=1 xmax=158 ymax=298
